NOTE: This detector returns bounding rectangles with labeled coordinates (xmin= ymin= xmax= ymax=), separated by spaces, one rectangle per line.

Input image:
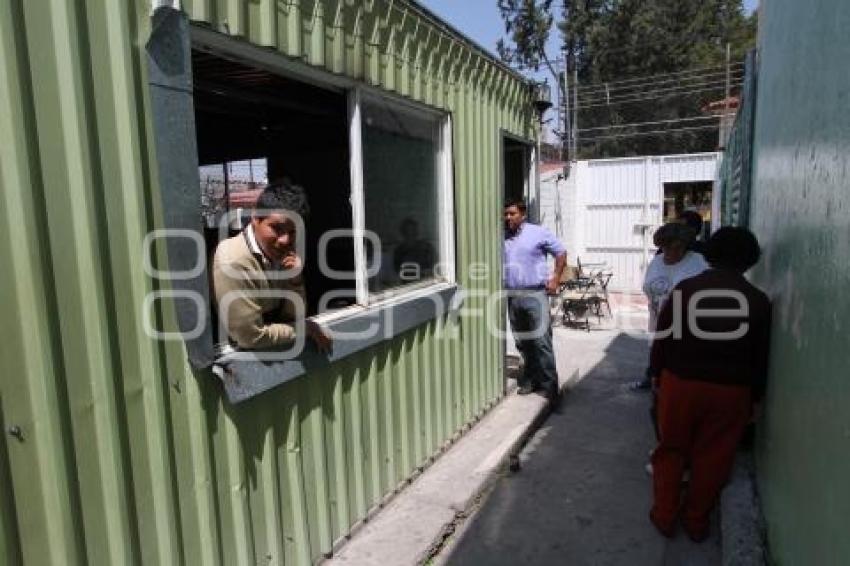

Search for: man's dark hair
xmin=679 ymin=210 xmax=704 ymax=235
xmin=504 ymin=197 xmax=527 ymax=212
xmin=704 ymin=226 xmax=761 ymax=272
xmin=255 ymin=179 xmax=309 ymax=218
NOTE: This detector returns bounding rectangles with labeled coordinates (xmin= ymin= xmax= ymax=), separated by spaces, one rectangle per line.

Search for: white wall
xmin=540 ymin=152 xmax=721 ymax=291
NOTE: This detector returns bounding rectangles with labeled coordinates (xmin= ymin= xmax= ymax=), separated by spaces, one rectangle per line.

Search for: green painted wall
xmin=0 ymin=1 xmax=535 ymax=564
xmin=748 ymin=1 xmax=850 ymax=564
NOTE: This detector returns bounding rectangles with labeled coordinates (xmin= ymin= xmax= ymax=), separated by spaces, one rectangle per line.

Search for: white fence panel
xmin=569 ymin=152 xmax=720 ymax=292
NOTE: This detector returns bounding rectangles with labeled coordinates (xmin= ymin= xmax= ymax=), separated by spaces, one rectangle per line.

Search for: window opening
xmin=192 ymin=49 xmax=356 ymax=318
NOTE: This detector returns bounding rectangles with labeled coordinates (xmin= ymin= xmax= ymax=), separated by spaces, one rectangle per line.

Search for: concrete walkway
xmin=438 ymin=327 xmax=722 ymax=566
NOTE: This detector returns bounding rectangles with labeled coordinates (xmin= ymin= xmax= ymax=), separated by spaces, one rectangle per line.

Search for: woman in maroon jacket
xmin=648 ymin=227 xmax=771 ymax=541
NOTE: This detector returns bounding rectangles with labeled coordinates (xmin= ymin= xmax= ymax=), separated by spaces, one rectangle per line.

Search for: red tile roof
xmin=702 ymin=96 xmax=740 ymax=114
xmin=540 ymin=161 xmax=567 ymax=175
xmin=228 ymin=188 xmax=263 ymax=208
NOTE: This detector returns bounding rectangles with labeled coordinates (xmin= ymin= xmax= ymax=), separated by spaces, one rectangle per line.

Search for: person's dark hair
xmin=704 ymin=226 xmax=761 ymax=272
xmin=254 ymin=179 xmax=310 ymax=218
xmin=679 ymin=210 xmax=704 ymax=235
xmin=504 ymin=197 xmax=527 ymax=213
xmin=653 ymin=222 xmax=696 ymax=248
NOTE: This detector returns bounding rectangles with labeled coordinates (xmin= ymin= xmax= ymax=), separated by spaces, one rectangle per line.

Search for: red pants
xmin=651 ymin=370 xmax=751 ymax=532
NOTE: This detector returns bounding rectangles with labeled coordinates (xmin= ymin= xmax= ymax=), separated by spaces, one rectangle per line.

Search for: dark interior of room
xmin=191 ymin=49 xmax=356 ymax=316
xmin=503 ymin=138 xmax=528 ymax=205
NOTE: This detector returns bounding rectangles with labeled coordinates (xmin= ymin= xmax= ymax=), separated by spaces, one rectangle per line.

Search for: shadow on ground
xmin=441 ymin=331 xmax=721 ymax=566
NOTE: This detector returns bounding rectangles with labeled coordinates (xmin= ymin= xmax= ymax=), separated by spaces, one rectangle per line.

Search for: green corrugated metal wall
xmin=746 ymin=0 xmax=850 ymax=564
xmin=0 ymin=0 xmax=534 ymax=564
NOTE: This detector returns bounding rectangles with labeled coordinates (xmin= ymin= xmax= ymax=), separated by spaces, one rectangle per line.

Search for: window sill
xmin=214 ymin=283 xmax=462 ymax=403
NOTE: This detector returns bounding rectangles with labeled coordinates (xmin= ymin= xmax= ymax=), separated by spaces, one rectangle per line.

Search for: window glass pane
xmin=361 ymin=101 xmax=442 ymax=294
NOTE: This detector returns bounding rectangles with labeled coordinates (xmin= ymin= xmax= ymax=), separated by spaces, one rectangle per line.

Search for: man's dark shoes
xmin=541 ymin=383 xmax=560 ymax=408
xmin=517 ymin=383 xmax=537 ymax=395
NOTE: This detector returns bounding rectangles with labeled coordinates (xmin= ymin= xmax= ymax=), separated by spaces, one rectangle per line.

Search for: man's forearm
xmin=228 ymin=316 xmax=296 ymax=350
xmin=552 ymin=252 xmax=567 ymax=281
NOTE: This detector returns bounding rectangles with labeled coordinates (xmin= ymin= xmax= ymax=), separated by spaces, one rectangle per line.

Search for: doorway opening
xmin=501 ymin=135 xmax=534 ymax=388
xmin=662 ymin=181 xmax=713 ymax=240
xmin=502 ymin=136 xmax=532 ymax=207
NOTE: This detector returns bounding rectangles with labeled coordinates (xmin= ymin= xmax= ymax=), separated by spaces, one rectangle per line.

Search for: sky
xmin=419 ymin=0 xmax=759 ymax=140
xmin=419 ymin=0 xmax=760 ymax=80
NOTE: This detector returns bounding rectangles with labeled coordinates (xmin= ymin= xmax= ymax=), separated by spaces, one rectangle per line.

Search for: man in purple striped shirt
xmin=503 ymin=198 xmax=567 ymax=400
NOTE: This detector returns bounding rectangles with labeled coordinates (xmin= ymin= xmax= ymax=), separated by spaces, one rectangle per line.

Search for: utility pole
xmin=572 ymin=66 xmax=579 ymax=158
xmin=222 ymin=161 xmax=230 ymax=227
xmin=562 ymin=55 xmax=571 ymax=163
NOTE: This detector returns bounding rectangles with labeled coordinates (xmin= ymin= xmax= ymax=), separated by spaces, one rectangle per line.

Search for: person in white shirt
xmin=631 ymin=223 xmax=708 ymax=391
xmin=643 ymin=223 xmax=709 ymax=331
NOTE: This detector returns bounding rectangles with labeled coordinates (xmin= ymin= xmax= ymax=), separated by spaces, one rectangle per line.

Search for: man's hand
xmin=281 ymin=251 xmax=302 ymax=272
xmin=306 ymin=319 xmax=332 ymax=354
xmin=549 ymin=253 xmax=567 ymax=296
xmin=545 ymin=275 xmax=560 ymax=296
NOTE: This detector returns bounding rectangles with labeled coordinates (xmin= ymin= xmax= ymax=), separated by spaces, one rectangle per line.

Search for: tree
xmin=498 ymin=0 xmax=757 ymax=158
xmin=496 ymin=1 xmax=557 ymax=76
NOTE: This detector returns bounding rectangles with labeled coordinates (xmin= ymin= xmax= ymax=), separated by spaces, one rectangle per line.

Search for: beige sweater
xmin=212 ymin=231 xmax=306 ymax=349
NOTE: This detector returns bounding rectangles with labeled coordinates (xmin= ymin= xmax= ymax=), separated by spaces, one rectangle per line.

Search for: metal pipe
xmin=573 ymin=66 xmax=579 ymax=157
xmin=563 ymin=54 xmax=571 ymax=163
xmin=536 ymin=121 xmax=542 ymax=222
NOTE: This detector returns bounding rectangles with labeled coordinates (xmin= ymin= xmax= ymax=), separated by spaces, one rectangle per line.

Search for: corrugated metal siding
xmin=585 ymin=158 xmax=649 ymax=206
xmin=718 ymin=50 xmax=757 ymax=228
xmin=659 ymin=154 xmax=720 ymax=183
xmin=0 ymin=1 xmax=533 ymax=564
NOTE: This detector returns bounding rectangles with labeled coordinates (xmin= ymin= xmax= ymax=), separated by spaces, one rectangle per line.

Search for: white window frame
xmin=347 ymin=88 xmax=457 ymax=308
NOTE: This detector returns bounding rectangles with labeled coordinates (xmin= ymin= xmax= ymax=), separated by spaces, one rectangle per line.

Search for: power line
xmin=577 ymin=82 xmax=743 ymax=110
xmin=576 ymin=69 xmax=744 ymax=101
xmin=578 ymin=82 xmax=743 ymax=109
xmin=576 ymin=62 xmax=745 ymax=93
xmin=580 ymin=68 xmax=745 ymax=94
xmin=577 ymin=113 xmax=736 ymax=133
xmin=578 ymin=77 xmax=743 ymax=106
xmin=579 ymin=77 xmax=743 ymax=105
xmin=583 ymin=38 xmax=741 ymax=57
xmin=579 ymin=123 xmax=722 ymax=143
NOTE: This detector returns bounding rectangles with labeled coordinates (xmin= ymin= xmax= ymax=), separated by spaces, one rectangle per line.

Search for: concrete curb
xmin=720 ymin=451 xmax=768 ymax=566
xmin=324 ymin=370 xmax=577 ymax=566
